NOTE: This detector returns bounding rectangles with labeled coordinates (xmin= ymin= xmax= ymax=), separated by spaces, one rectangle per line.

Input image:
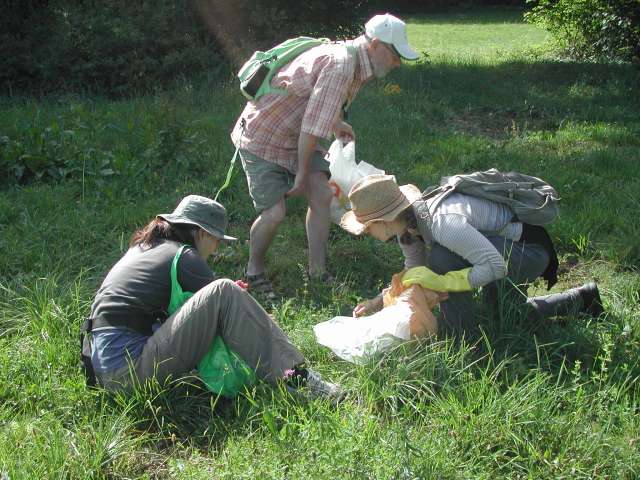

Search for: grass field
xmin=1 ymin=7 xmax=639 ymax=479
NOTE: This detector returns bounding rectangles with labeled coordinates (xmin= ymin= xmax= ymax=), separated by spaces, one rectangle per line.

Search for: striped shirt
xmin=400 ymin=193 xmax=523 ymax=288
xmin=230 ymin=37 xmax=374 ymax=173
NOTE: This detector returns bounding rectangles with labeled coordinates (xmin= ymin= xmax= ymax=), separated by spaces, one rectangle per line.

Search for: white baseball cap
xmin=365 ymin=13 xmax=419 ymax=61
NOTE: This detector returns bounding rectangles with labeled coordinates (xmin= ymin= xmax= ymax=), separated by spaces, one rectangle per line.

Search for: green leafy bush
xmin=525 ymin=0 xmax=640 ymax=62
xmin=0 ymin=124 xmax=117 ymax=185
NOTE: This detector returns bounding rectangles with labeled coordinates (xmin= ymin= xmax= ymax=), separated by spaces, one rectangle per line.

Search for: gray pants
xmin=98 ymin=279 xmax=304 ymax=392
xmin=429 ymin=236 xmax=583 ymax=335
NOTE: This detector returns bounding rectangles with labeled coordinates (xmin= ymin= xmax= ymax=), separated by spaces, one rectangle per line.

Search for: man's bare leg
xmin=247 ymin=198 xmax=286 ymax=276
xmin=306 ymin=171 xmax=333 ymax=277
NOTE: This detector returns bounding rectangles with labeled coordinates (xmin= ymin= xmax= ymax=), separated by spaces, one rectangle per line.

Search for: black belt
xmin=82 ymin=316 xmax=154 ymax=336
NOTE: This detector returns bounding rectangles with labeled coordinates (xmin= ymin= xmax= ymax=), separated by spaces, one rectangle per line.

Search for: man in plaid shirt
xmin=231 ymin=13 xmax=419 ymax=298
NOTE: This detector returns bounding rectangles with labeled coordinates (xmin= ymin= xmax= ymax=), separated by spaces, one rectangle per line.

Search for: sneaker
xmin=579 ymin=282 xmax=604 ymax=318
xmin=305 ymin=369 xmax=345 ymax=402
xmin=284 ymin=368 xmax=345 ymax=404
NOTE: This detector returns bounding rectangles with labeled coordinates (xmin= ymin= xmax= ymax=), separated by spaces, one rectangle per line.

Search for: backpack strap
xmin=341 ymin=44 xmax=360 ymax=119
xmin=168 ymin=245 xmax=195 ymax=316
xmin=420 ymin=184 xmax=456 ymax=213
xmin=216 ymin=118 xmax=246 ymax=201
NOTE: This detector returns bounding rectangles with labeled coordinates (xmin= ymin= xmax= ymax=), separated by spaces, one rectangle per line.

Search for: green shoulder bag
xmin=169 ymin=245 xmax=255 ymax=397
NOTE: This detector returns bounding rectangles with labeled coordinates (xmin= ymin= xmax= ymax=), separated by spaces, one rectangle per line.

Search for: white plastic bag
xmin=326 ymin=140 xmax=385 ymax=225
xmin=313 ymin=273 xmax=446 ymax=364
xmin=313 ymin=303 xmax=412 ymax=364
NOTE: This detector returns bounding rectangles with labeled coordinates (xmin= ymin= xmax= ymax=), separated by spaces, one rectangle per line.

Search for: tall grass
xmin=1 ymin=8 xmax=639 ymax=479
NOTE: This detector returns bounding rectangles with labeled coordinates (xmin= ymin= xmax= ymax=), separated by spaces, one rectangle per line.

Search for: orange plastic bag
xmin=382 ymin=273 xmax=448 ymax=338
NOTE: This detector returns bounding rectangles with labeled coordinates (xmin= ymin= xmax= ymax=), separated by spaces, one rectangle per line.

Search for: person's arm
xmin=289 ymin=52 xmax=354 ymax=197
xmin=287 ymin=132 xmax=320 ymax=197
xmin=353 ymin=293 xmax=384 ymax=317
xmin=288 ymin=113 xmax=356 ymax=198
xmin=430 ymin=213 xmax=507 ymax=287
xmin=177 ymin=247 xmax=216 ymax=293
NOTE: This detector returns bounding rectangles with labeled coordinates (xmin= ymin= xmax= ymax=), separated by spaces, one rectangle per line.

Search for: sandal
xmin=306 ymin=271 xmax=335 ymax=284
xmin=246 ymin=272 xmax=277 ymax=301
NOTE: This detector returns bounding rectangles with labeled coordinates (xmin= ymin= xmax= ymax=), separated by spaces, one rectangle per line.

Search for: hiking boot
xmin=579 ymin=282 xmax=604 ymax=318
xmin=284 ymin=367 xmax=345 ymax=404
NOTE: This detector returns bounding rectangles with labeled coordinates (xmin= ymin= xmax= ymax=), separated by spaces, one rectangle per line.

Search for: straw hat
xmin=340 ymin=174 xmax=422 ymax=235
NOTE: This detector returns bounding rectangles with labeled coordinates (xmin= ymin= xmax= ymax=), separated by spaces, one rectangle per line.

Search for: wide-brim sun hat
xmin=340 ymin=174 xmax=422 ymax=235
xmin=158 ymin=194 xmax=237 ymax=241
xmin=365 ymin=13 xmax=420 ymax=61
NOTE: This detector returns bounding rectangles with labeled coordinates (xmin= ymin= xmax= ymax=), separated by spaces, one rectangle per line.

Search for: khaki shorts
xmin=239 ymin=149 xmax=330 ymax=212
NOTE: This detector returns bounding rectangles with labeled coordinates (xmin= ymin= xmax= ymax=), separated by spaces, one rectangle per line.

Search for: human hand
xmin=316 ymin=144 xmax=328 ymax=156
xmin=286 ymin=170 xmax=309 ymax=197
xmin=353 ymin=294 xmax=384 ymax=317
xmin=333 ymin=119 xmax=355 ymax=143
xmin=235 ymin=279 xmax=249 ymax=290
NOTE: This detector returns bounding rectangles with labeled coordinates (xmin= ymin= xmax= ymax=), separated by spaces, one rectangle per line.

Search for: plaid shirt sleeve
xmin=300 ymin=52 xmax=355 ymax=140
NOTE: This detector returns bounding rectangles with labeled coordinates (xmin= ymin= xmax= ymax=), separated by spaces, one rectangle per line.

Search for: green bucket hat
xmin=158 ymin=195 xmax=237 ymax=241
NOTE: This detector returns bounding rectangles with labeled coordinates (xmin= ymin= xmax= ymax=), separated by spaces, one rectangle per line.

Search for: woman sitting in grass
xmin=84 ymin=194 xmax=341 ymax=401
xmin=342 ymin=174 xmax=603 ymax=335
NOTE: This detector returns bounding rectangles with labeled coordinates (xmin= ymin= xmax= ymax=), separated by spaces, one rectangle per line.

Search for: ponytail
xmin=129 ymin=218 xmax=197 ymax=248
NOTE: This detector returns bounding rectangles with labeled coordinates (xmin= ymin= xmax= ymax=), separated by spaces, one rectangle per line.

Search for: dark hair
xmin=129 ymin=217 xmax=198 ymax=248
xmin=398 ymin=207 xmax=417 ymax=228
xmin=397 ymin=208 xmax=417 ymax=246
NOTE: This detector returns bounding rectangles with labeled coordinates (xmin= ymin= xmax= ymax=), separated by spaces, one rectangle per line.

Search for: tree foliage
xmin=245 ymin=0 xmax=368 ymax=46
xmin=0 ymin=0 xmax=370 ymax=96
xmin=368 ymin=0 xmax=525 ymax=13
xmin=525 ymin=0 xmax=640 ymax=62
xmin=1 ymin=0 xmax=220 ymax=96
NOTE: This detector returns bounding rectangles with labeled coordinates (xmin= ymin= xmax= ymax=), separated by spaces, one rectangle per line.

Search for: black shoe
xmin=579 ymin=282 xmax=604 ymax=318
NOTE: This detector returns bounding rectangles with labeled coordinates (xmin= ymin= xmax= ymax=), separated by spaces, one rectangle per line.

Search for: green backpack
xmin=238 ymin=36 xmax=330 ymax=101
xmin=422 ymin=168 xmax=560 ymax=226
xmin=169 ymin=245 xmax=255 ymax=397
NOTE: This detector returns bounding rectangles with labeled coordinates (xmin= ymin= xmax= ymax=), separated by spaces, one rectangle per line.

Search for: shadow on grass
xmin=347 ymin=58 xmax=640 ymax=269
xmin=381 ymin=60 xmax=639 ymax=139
xmin=361 ymin=309 xmax=640 ymax=421
xmin=406 ymin=6 xmax=530 ymax=25
xmin=462 ymin=305 xmax=640 ymax=391
xmin=105 ymin=373 xmax=345 ymax=456
xmin=104 ymin=374 xmax=290 ymax=452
